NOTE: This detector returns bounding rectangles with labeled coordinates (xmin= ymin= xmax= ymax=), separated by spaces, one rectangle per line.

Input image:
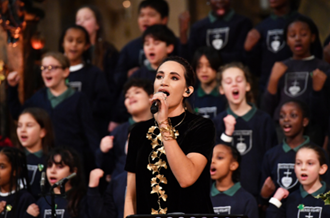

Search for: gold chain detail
xmin=146 ymin=112 xmax=186 ymax=214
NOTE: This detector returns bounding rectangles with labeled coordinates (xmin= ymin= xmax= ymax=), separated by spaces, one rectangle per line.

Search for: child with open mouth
xmin=260 ymin=100 xmax=330 ymax=201
xmin=262 ymin=16 xmax=330 ymax=146
xmin=267 ymin=144 xmax=330 ymax=218
xmin=213 ymin=62 xmax=277 ymax=203
xmin=210 ymin=143 xmax=258 ymax=217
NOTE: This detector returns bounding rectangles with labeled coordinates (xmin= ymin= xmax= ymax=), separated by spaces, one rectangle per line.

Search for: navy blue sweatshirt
xmin=68 ymin=64 xmax=112 ymax=137
xmin=188 ymin=85 xmax=226 ymax=119
xmin=25 ymin=150 xmax=47 ymax=200
xmin=186 ymin=10 xmax=252 ymax=63
xmin=7 ymin=86 xmax=99 ymax=162
xmin=100 ymin=172 xmax=127 ymax=218
xmin=261 ymin=137 xmax=330 ymax=196
xmin=93 ymin=41 xmax=119 ymax=94
xmin=96 ymin=120 xmax=132 ymax=178
xmin=79 ymin=173 xmax=126 ymax=218
xmin=131 ymin=65 xmax=157 ymax=81
xmin=23 ymin=188 xmax=109 ymax=218
xmin=252 ymin=12 xmax=323 ymax=93
xmin=109 ymin=172 xmax=127 ymax=218
xmin=0 ymin=189 xmax=35 ymax=218
xmin=211 ymin=182 xmax=259 ymax=218
xmin=213 ymin=105 xmax=278 ymax=198
xmin=113 ymin=37 xmax=147 ymax=96
xmin=262 ymin=57 xmax=330 ymax=126
xmin=266 ymin=182 xmax=330 ymax=218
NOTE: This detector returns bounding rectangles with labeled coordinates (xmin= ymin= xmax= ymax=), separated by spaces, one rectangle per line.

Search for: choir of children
xmin=189 ymin=46 xmax=227 ymax=119
xmin=4 ymin=0 xmax=330 ymax=217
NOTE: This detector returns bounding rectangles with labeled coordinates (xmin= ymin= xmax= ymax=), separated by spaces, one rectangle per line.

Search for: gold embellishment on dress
xmin=146 ymin=113 xmax=186 ymax=214
xmin=156 ymin=174 xmax=167 ymax=184
xmin=159 ymin=208 xmax=168 ymax=214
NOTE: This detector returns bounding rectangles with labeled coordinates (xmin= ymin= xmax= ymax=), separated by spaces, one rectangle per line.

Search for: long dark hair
xmin=76 ymin=5 xmax=118 ymax=71
xmin=18 ymin=108 xmax=55 ymax=154
xmin=59 ymin=25 xmax=91 ymax=65
xmin=158 ymin=56 xmax=196 ymax=88
xmin=192 ymin=46 xmax=222 ymax=73
xmin=46 ymin=147 xmax=86 ymax=218
xmin=0 ymin=147 xmax=30 ymax=217
xmin=157 ymin=56 xmax=196 ymax=111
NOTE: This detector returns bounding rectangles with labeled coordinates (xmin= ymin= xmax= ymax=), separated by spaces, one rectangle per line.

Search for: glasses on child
xmin=40 ymin=65 xmax=63 ymax=72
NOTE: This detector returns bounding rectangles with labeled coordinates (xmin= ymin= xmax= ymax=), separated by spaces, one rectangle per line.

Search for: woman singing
xmin=124 ymin=56 xmax=215 ymax=216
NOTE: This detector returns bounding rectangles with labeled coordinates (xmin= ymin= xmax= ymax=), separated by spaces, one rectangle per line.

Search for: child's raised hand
xmin=100 ymin=136 xmax=114 ymax=153
xmin=312 ymin=69 xmax=327 ymax=91
xmin=26 ymin=203 xmax=40 ymax=217
xmin=108 ymin=121 xmax=119 ymax=132
xmin=273 ymin=187 xmax=289 ymax=201
xmin=89 ymin=168 xmax=104 ymax=188
xmin=268 ymin=62 xmax=288 ymax=94
xmin=269 ymin=62 xmax=288 ymax=82
xmin=244 ymin=29 xmax=261 ymax=51
xmin=179 ymin=11 xmax=190 ymax=44
xmin=7 ymin=71 xmax=20 ymax=87
xmin=0 ymin=201 xmax=6 ymax=213
xmin=223 ymin=115 xmax=236 ymax=136
xmin=261 ymin=176 xmax=276 ymax=198
xmin=127 ymin=67 xmax=139 ymax=78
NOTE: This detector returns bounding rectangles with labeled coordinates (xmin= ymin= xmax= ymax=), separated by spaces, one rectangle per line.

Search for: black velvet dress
xmin=125 ymin=111 xmax=215 ymax=214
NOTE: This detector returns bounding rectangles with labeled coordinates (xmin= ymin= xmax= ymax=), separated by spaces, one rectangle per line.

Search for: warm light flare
xmin=123 ymin=0 xmax=131 ymax=8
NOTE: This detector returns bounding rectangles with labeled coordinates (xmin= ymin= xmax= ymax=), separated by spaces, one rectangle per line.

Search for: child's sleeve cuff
xmin=269 ymin=197 xmax=282 ymax=208
xmin=221 ymin=133 xmax=233 ymax=143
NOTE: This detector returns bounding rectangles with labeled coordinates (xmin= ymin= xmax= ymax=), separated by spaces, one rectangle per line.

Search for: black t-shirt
xmin=125 ymin=111 xmax=215 ymax=214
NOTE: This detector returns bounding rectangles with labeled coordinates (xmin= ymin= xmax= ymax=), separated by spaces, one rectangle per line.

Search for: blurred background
xmin=2 ymin=0 xmax=330 ymax=56
xmin=1 ymin=0 xmax=330 ymax=140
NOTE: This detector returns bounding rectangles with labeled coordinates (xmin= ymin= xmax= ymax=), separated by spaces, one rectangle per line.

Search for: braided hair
xmin=0 ymin=147 xmax=30 ymax=217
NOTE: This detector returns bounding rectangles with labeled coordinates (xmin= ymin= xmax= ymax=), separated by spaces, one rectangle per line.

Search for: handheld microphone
xmin=40 ymin=172 xmax=46 ymax=195
xmin=150 ymin=91 xmax=169 ymax=114
xmin=52 ymin=172 xmax=77 ymax=188
xmin=150 ymin=100 xmax=160 ymax=114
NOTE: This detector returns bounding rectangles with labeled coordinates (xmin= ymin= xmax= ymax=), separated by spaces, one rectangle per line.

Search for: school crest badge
xmin=206 ymin=27 xmax=229 ymax=50
xmin=231 ymin=130 xmax=252 ymax=155
xmin=27 ymin=164 xmax=38 ymax=185
xmin=195 ymin=106 xmax=217 ymax=119
xmin=266 ymin=29 xmax=285 ymax=53
xmin=213 ymin=206 xmax=231 ymax=214
xmin=138 ymin=49 xmax=148 ymax=67
xmin=68 ymin=81 xmax=82 ymax=92
xmin=277 ymin=163 xmax=298 ymax=189
xmin=297 ymin=206 xmax=322 ymax=218
xmin=44 ymin=209 xmax=65 ymax=218
xmin=284 ymin=72 xmax=309 ymax=97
